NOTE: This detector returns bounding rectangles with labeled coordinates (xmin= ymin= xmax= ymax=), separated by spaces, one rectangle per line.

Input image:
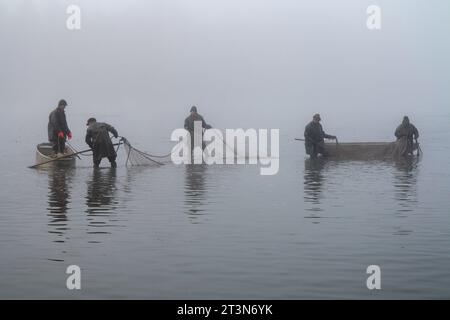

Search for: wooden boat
xmin=324 ymin=141 xmax=399 ymax=160
xmin=35 ymin=143 xmax=76 ymax=166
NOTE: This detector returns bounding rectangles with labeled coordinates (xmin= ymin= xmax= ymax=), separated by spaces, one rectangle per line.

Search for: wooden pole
xmin=29 ymin=143 xmax=122 ymax=169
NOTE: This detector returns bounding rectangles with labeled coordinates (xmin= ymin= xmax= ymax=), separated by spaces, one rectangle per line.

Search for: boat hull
xmin=324 ymin=142 xmax=396 ymax=160
xmin=35 ymin=143 xmax=76 ymax=167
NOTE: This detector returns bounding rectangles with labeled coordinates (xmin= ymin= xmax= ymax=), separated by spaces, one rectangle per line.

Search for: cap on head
xmin=86 ymin=117 xmax=96 ymax=126
xmin=58 ymin=99 xmax=67 ymax=107
xmin=190 ymin=106 xmax=197 ymax=113
xmin=402 ymin=116 xmax=410 ymax=125
xmin=313 ymin=113 xmax=321 ymax=121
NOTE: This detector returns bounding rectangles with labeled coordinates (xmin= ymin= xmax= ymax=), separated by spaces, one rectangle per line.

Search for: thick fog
xmin=1 ymin=0 xmax=449 ymax=150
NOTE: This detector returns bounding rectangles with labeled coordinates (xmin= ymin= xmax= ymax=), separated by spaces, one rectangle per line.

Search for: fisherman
xmin=394 ymin=116 xmax=419 ymax=156
xmin=184 ymin=106 xmax=212 ymax=151
xmin=48 ymin=99 xmax=72 ymax=156
xmin=304 ymin=114 xmax=337 ymax=158
xmin=85 ymin=118 xmax=119 ymax=168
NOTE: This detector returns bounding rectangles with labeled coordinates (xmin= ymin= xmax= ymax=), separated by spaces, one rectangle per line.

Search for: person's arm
xmin=201 ymin=117 xmax=212 ymax=129
xmin=304 ymin=124 xmax=313 ymax=142
xmin=50 ymin=111 xmax=61 ymax=133
xmin=59 ymin=111 xmax=70 ymax=134
xmin=55 ymin=110 xmax=71 ymax=139
xmin=395 ymin=125 xmax=403 ymax=139
xmin=106 ymin=124 xmax=119 ymax=138
xmin=85 ymin=130 xmax=93 ymax=148
xmin=413 ymin=125 xmax=419 ymax=140
xmin=323 ymin=133 xmax=336 ymax=139
xmin=321 ymin=124 xmax=336 ymax=140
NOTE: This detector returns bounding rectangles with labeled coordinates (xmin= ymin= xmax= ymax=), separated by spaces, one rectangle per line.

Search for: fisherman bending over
xmin=184 ymin=106 xmax=212 ymax=151
xmin=304 ymin=113 xmax=337 ymax=158
xmin=85 ymin=118 xmax=119 ymax=168
xmin=48 ymin=99 xmax=72 ymax=156
xmin=395 ymin=116 xmax=419 ymax=156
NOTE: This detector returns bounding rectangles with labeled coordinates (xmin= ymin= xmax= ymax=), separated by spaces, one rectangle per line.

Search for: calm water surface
xmin=1 ymin=118 xmax=450 ymax=299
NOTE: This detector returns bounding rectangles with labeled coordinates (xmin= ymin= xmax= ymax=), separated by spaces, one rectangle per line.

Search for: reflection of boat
xmin=304 ymin=159 xmax=326 ymax=205
xmin=35 ymin=143 xmax=76 ymax=166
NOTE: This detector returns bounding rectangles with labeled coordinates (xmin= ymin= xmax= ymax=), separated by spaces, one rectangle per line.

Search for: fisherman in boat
xmin=184 ymin=106 xmax=212 ymax=151
xmin=304 ymin=113 xmax=337 ymax=158
xmin=47 ymin=99 xmax=72 ymax=157
xmin=85 ymin=118 xmax=119 ymax=168
xmin=394 ymin=116 xmax=419 ymax=156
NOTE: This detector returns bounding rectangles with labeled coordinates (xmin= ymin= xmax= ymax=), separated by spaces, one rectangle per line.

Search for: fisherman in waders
xmin=184 ymin=106 xmax=212 ymax=152
xmin=304 ymin=113 xmax=337 ymax=158
xmin=395 ymin=116 xmax=419 ymax=156
xmin=85 ymin=118 xmax=119 ymax=168
xmin=48 ymin=99 xmax=72 ymax=157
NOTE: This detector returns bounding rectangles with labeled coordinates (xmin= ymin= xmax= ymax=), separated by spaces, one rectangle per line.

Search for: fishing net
xmin=120 ymin=131 xmax=266 ymax=167
xmin=121 ymin=137 xmax=172 ymax=167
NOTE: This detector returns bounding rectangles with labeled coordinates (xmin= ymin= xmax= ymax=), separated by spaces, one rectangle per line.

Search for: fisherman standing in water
xmin=304 ymin=114 xmax=337 ymax=158
xmin=85 ymin=118 xmax=119 ymax=168
xmin=395 ymin=116 xmax=419 ymax=156
xmin=48 ymin=99 xmax=72 ymax=157
xmin=184 ymin=106 xmax=212 ymax=151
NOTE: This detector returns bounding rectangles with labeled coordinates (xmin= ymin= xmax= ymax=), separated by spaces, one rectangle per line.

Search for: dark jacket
xmin=395 ymin=123 xmax=419 ymax=141
xmin=304 ymin=121 xmax=334 ymax=156
xmin=394 ymin=121 xmax=419 ymax=156
xmin=304 ymin=121 xmax=334 ymax=143
xmin=85 ymin=122 xmax=118 ymax=161
xmin=184 ymin=113 xmax=211 ymax=132
xmin=48 ymin=107 xmax=70 ymax=142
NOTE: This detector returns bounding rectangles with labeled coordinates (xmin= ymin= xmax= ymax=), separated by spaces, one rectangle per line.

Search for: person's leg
xmin=317 ymin=141 xmax=328 ymax=157
xmin=55 ymin=136 xmax=66 ymax=154
xmin=190 ymin=132 xmax=195 ymax=163
xmin=108 ymin=156 xmax=117 ymax=168
xmin=52 ymin=139 xmax=59 ymax=154
xmin=59 ymin=138 xmax=66 ymax=154
xmin=93 ymin=152 xmax=101 ymax=168
xmin=310 ymin=144 xmax=318 ymax=159
xmin=407 ymin=138 xmax=414 ymax=155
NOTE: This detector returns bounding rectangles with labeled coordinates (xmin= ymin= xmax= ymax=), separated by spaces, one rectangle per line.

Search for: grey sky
xmin=1 ymin=0 xmax=449 ymax=146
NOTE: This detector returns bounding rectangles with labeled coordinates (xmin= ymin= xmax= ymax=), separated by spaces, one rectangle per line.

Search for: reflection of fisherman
xmin=47 ymin=168 xmax=72 ymax=216
xmin=85 ymin=118 xmax=119 ymax=168
xmin=395 ymin=116 xmax=419 ymax=156
xmin=304 ymin=159 xmax=325 ymax=205
xmin=184 ymin=106 xmax=211 ymax=151
xmin=47 ymin=99 xmax=72 ymax=156
xmin=46 ymin=167 xmax=74 ymax=240
xmin=86 ymin=168 xmax=117 ymax=214
xmin=184 ymin=164 xmax=207 ymax=222
xmin=304 ymin=114 xmax=337 ymax=158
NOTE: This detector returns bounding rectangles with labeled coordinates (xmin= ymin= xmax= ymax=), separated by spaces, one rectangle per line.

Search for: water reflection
xmin=390 ymin=157 xmax=420 ymax=236
xmin=393 ymin=157 xmax=419 ymax=214
xmin=45 ymin=167 xmax=75 ymax=243
xmin=303 ymin=159 xmax=326 ymax=207
xmin=85 ymin=168 xmax=118 ymax=235
xmin=184 ymin=164 xmax=208 ymax=223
